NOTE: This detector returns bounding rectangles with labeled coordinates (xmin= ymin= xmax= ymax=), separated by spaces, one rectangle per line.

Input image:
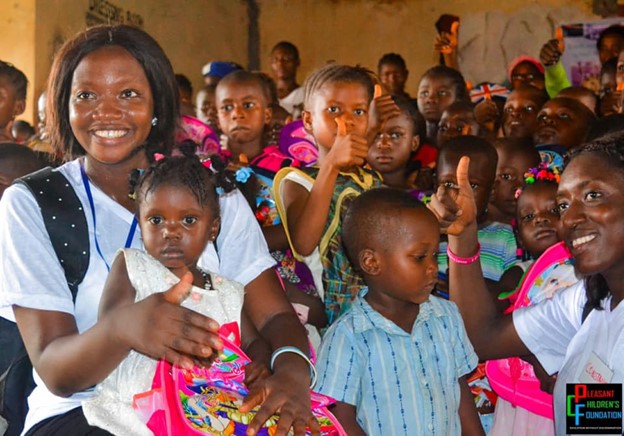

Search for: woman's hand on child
xmin=117 ymin=271 xmax=224 ymax=370
xmin=240 ymin=370 xmax=320 ymax=436
xmin=427 ymin=156 xmax=476 ymax=235
xmin=325 ymin=117 xmax=369 ymax=171
xmin=539 ymin=39 xmax=563 ymax=67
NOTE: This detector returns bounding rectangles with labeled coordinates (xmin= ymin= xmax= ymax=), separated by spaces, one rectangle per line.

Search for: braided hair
xmin=303 ymin=63 xmax=375 ymax=110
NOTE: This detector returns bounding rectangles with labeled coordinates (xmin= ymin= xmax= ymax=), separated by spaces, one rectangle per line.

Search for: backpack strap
xmin=16 ymin=167 xmax=89 ymax=301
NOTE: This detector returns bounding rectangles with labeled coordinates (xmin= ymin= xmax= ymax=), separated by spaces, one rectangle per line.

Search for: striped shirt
xmin=438 ymin=221 xmax=518 ymax=282
xmin=316 ymin=290 xmax=478 ymax=435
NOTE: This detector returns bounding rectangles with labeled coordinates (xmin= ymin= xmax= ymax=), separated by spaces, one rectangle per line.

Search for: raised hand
xmin=473 ymin=99 xmax=500 ymax=133
xmin=435 ymin=21 xmax=459 ymax=55
xmin=368 ymin=83 xmax=401 ymax=136
xmin=539 ymin=38 xmax=563 ymax=67
xmin=427 ymin=156 xmax=476 ymax=235
xmin=325 ymin=116 xmax=369 ymax=171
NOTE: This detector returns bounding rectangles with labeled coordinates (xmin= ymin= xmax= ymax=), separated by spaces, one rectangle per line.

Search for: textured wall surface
xmin=0 ymin=0 xmax=599 ymax=123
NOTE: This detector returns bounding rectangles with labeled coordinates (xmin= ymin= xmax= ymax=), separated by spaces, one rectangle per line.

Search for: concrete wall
xmin=0 ymin=0 xmax=599 ymax=124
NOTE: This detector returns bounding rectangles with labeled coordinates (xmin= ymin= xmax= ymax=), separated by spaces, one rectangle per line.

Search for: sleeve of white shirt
xmin=199 ymin=189 xmax=275 ymax=286
xmin=0 ymin=184 xmax=75 ymax=315
xmin=513 ymin=281 xmax=585 ymax=375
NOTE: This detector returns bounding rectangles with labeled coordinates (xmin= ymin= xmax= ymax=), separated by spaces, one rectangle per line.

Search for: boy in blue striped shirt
xmin=315 ymin=188 xmax=482 ymax=435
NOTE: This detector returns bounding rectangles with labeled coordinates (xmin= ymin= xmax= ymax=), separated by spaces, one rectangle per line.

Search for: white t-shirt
xmin=279 ymin=86 xmax=304 ymax=116
xmin=0 ymin=158 xmax=275 ymax=433
xmin=514 ymin=280 xmax=624 ymax=435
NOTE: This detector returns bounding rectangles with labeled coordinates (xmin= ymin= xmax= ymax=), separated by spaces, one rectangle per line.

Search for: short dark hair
xmin=377 ymin=53 xmax=407 ymax=72
xmin=217 ymin=70 xmax=273 ymax=105
xmin=136 ymin=155 xmax=220 ymax=218
xmin=420 ymin=65 xmax=468 ymax=102
xmin=587 ymin=113 xmax=624 ymax=141
xmin=271 ymin=41 xmax=300 ymax=63
xmin=47 ymin=25 xmax=179 ymax=161
xmin=303 ymin=63 xmax=375 ymax=109
xmin=175 ymin=73 xmax=193 ymax=97
xmin=0 ymin=142 xmax=45 ymax=175
xmin=392 ymin=94 xmax=426 ymax=140
xmin=0 ymin=61 xmax=28 ymax=101
xmin=437 ymin=135 xmax=498 ymax=183
xmin=342 ymin=188 xmax=436 ymax=271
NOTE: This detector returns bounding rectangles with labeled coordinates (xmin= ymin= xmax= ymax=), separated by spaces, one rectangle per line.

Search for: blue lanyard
xmin=80 ymin=163 xmax=138 ymax=271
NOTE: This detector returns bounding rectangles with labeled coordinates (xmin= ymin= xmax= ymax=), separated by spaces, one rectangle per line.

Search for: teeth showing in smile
xmin=572 ymin=234 xmax=596 ymax=248
xmin=94 ymin=130 xmax=127 ymax=139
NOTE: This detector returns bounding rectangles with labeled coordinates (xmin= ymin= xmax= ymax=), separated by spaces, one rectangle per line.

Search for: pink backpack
xmin=485 ymin=242 xmax=575 ymax=418
xmin=133 ymin=323 xmax=345 ymax=435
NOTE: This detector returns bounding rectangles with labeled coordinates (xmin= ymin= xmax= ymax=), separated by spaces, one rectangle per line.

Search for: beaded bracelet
xmin=447 ymin=243 xmax=481 ymax=265
xmin=270 ymin=346 xmax=317 ymax=388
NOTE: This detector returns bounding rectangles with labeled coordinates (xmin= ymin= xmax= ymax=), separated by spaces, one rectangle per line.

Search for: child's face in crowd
xmin=510 ymin=62 xmax=545 ymax=90
xmin=139 ymin=184 xmax=218 ymax=278
xmin=365 ymin=208 xmax=439 ymax=307
xmin=200 ymin=87 xmax=218 ymax=129
xmin=216 ymin=80 xmax=271 ymax=146
xmin=600 ymin=34 xmax=624 ymax=65
xmin=0 ymin=77 xmax=25 ymax=129
xmin=417 ymin=75 xmax=456 ymax=123
xmin=533 ymin=100 xmax=587 ymax=148
xmin=270 ymin=47 xmax=298 ymax=81
xmin=516 ymin=182 xmax=559 ymax=258
xmin=436 ymin=108 xmax=478 ymax=146
xmin=368 ymin=112 xmax=418 ymax=175
xmin=379 ymin=63 xmax=408 ymax=96
xmin=502 ymin=88 xmax=541 ymax=139
xmin=303 ymin=81 xmax=369 ymax=150
xmin=599 ymin=68 xmax=617 ymax=117
xmin=437 ymin=152 xmax=494 ymax=221
xmin=491 ymin=146 xmax=539 ymax=218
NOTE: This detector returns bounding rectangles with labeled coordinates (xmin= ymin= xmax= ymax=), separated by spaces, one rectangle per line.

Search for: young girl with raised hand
xmin=274 ymin=63 xmax=383 ymax=325
xmin=0 ymin=25 xmax=317 ymax=436
xmin=83 ymin=155 xmax=270 ymax=434
xmin=428 ymin=132 xmax=624 ymax=435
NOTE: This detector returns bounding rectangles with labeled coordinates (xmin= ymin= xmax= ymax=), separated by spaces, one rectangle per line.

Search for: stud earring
xmin=151 ymin=117 xmax=158 ymax=126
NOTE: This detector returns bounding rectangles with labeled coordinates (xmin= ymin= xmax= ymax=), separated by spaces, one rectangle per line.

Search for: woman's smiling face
xmin=69 ymin=45 xmax=154 ymax=165
xmin=557 ymin=153 xmax=624 ymax=277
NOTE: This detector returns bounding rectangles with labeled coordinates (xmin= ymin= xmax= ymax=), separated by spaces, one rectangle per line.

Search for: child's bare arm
xmin=282 ymin=122 xmax=368 ymax=256
xmin=330 ymin=402 xmax=366 ymax=436
xmin=458 ymin=375 xmax=484 ymax=435
xmin=261 ymin=223 xmax=290 ymax=252
xmin=241 ymin=311 xmax=272 ymax=389
xmin=284 ymin=282 xmax=328 ymax=328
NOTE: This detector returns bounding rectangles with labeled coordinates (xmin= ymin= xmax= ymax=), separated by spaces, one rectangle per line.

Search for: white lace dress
xmin=82 ymin=248 xmax=244 ymax=435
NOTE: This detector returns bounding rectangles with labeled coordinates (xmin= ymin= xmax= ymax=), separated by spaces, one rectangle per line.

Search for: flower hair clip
xmin=515 ymin=163 xmax=560 ymax=199
xmin=153 ymin=153 xmax=165 ymax=161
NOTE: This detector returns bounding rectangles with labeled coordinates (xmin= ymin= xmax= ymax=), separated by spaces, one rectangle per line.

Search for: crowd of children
xmin=3 ymin=16 xmax=624 ymax=436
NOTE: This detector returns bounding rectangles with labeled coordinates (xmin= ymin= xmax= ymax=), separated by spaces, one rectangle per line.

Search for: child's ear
xmin=302 ymin=110 xmax=313 ymax=133
xmin=13 ymin=99 xmax=26 ymax=118
xmin=411 ymin=134 xmax=420 ymax=152
xmin=359 ymin=248 xmax=381 ymax=276
xmin=209 ymin=216 xmax=221 ymax=242
xmin=264 ymin=105 xmax=273 ymax=126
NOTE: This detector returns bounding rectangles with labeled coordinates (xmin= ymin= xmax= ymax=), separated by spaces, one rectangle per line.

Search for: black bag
xmin=0 ymin=167 xmax=89 ymax=436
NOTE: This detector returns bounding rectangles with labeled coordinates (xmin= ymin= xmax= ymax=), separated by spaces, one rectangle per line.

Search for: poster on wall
xmin=560 ymin=17 xmax=624 ymax=92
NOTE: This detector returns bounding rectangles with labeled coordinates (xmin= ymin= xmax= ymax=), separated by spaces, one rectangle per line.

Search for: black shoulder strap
xmin=16 ymin=167 xmax=89 ymax=301
xmin=581 ymin=301 xmax=593 ymax=324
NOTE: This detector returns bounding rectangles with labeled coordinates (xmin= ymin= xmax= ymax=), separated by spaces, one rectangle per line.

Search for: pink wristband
xmin=447 ymin=243 xmax=481 ymax=265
